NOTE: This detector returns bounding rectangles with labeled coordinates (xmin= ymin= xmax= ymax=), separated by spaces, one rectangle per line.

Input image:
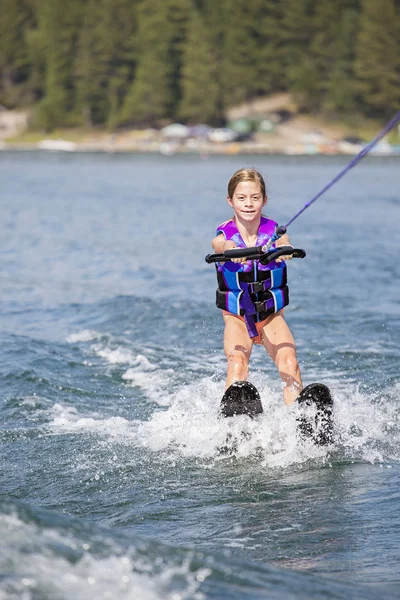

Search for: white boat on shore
xmin=37 ymin=139 xmax=77 ymax=152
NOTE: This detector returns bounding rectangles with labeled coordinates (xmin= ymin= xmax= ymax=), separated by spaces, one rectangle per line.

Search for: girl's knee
xmin=275 ymin=350 xmax=299 ymax=374
xmin=226 ymin=348 xmax=250 ymax=369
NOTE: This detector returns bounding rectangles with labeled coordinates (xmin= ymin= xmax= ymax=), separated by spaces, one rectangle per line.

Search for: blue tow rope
xmin=265 ymin=111 xmax=400 ymax=247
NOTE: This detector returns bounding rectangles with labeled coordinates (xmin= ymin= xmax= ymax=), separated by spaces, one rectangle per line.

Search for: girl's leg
xmin=223 ymin=313 xmax=254 ymax=389
xmin=260 ymin=312 xmax=302 ymax=405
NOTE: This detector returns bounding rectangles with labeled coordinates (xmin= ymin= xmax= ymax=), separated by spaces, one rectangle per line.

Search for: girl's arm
xmin=211 ymin=235 xmax=247 ymax=264
xmin=212 ymin=234 xmax=236 ymax=253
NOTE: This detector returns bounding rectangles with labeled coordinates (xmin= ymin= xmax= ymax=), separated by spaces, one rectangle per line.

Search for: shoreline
xmin=2 ymin=101 xmax=399 ymax=157
xmin=2 ymin=109 xmax=399 ymax=157
xmin=1 ymin=139 xmax=399 ymax=157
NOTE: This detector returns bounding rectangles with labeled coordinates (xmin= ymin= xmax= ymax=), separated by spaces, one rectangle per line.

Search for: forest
xmin=0 ymin=0 xmax=399 ymax=131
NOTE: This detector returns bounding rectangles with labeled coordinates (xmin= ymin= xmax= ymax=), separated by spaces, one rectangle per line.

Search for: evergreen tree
xmin=1 ymin=0 xmax=398 ymax=127
xmin=34 ymin=0 xmax=84 ymax=130
xmin=121 ymin=0 xmax=189 ymax=125
xmin=25 ymin=14 xmax=47 ymax=106
xmin=324 ymin=8 xmax=360 ymax=115
xmin=178 ymin=9 xmax=219 ymax=124
xmin=167 ymin=0 xmax=191 ymax=117
xmin=255 ymin=0 xmax=288 ymax=96
xmin=75 ymin=0 xmax=136 ymax=128
xmin=103 ymin=0 xmax=137 ymax=129
xmin=221 ymin=0 xmax=265 ymax=107
xmin=280 ymin=0 xmax=313 ymax=92
xmin=74 ymin=0 xmax=108 ymax=127
xmin=197 ymin=0 xmax=226 ymax=124
xmin=308 ymin=2 xmax=343 ymax=110
xmin=355 ymin=0 xmax=400 ymax=116
xmin=120 ymin=0 xmax=172 ymax=125
xmin=0 ymin=0 xmax=34 ymax=106
xmin=288 ymin=0 xmax=361 ymax=113
xmin=290 ymin=60 xmax=321 ymax=112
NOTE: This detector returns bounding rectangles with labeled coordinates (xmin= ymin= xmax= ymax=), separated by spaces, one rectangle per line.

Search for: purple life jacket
xmin=215 ymin=216 xmax=289 ymax=338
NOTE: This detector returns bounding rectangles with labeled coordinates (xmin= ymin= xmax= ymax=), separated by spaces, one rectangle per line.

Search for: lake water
xmin=1 ymin=151 xmax=399 ymax=600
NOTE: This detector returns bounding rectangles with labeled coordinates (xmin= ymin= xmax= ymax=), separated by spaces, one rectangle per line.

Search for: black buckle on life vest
xmin=254 ymin=300 xmax=267 ymax=313
xmin=248 ymin=281 xmax=266 ymax=294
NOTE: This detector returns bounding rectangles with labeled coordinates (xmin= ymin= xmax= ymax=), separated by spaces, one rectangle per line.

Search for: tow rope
xmin=265 ymin=111 xmax=400 ymax=248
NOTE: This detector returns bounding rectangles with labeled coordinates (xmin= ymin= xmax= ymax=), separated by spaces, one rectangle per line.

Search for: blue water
xmin=1 ymin=151 xmax=399 ymax=600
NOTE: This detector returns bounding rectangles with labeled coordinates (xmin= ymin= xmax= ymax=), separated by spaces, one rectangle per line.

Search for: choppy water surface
xmin=1 ymin=151 xmax=399 ymax=599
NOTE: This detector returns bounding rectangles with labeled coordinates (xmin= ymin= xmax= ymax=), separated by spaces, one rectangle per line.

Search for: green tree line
xmin=0 ymin=0 xmax=399 ymax=130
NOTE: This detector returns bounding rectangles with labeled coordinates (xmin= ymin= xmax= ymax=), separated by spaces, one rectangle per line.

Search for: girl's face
xmin=228 ymin=181 xmax=266 ymax=223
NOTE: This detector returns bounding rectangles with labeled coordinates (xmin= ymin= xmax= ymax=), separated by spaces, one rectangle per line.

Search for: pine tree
xmin=120 ymin=0 xmax=172 ymax=125
xmin=75 ymin=0 xmax=136 ymax=128
xmin=255 ymin=0 xmax=288 ymax=96
xmin=221 ymin=0 xmax=265 ymax=107
xmin=2 ymin=0 xmax=397 ymax=127
xmin=287 ymin=0 xmax=361 ymax=113
xmin=197 ymin=0 xmax=226 ymax=124
xmin=34 ymin=0 xmax=84 ymax=130
xmin=178 ymin=9 xmax=219 ymax=124
xmin=102 ymin=0 xmax=137 ymax=129
xmin=324 ymin=8 xmax=360 ymax=115
xmin=355 ymin=0 xmax=400 ymax=116
xmin=0 ymin=0 xmax=34 ymax=106
xmin=25 ymin=14 xmax=47 ymax=106
xmin=308 ymin=2 xmax=344 ymax=110
xmin=74 ymin=0 xmax=108 ymax=127
xmin=280 ymin=0 xmax=312 ymax=92
xmin=167 ymin=0 xmax=191 ymax=117
xmin=121 ymin=0 xmax=189 ymax=126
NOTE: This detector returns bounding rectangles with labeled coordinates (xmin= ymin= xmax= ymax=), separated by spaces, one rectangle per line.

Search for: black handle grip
xmin=205 ymin=246 xmax=306 ymax=264
xmin=205 ymin=253 xmax=224 ymax=264
xmin=259 ymin=246 xmax=306 ymax=265
xmin=205 ymin=245 xmax=263 ymax=263
xmin=224 ymin=246 xmax=263 ymax=259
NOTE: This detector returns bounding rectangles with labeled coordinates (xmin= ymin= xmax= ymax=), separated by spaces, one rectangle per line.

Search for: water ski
xmin=296 ymin=383 xmax=333 ymax=445
xmin=221 ymin=381 xmax=263 ymax=418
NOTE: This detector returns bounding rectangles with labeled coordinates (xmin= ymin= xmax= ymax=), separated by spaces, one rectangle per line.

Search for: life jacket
xmin=215 ymin=216 xmax=289 ymax=338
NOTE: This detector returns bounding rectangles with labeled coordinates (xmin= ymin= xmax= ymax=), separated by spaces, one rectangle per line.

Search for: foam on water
xmin=66 ymin=329 xmax=101 ymax=343
xmin=59 ymin=329 xmax=400 ymax=466
xmin=67 ymin=329 xmax=182 ymax=404
xmin=48 ymin=403 xmax=133 ymax=437
xmin=122 ymin=363 xmax=177 ymax=406
xmin=46 ymin=370 xmax=400 ymax=467
xmin=0 ymin=509 xmax=209 ymax=600
xmin=2 ymin=497 xmax=391 ymax=600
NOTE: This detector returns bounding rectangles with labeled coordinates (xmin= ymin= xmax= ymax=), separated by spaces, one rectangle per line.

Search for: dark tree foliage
xmin=33 ymin=0 xmax=84 ymax=130
xmin=354 ymin=0 xmax=400 ymax=117
xmin=0 ymin=0 xmax=398 ymax=129
xmin=120 ymin=0 xmax=190 ymax=126
xmin=75 ymin=0 xmax=137 ymax=128
xmin=0 ymin=0 xmax=35 ymax=105
xmin=179 ymin=8 xmax=220 ymax=124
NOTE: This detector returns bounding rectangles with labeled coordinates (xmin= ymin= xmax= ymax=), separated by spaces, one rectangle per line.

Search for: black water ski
xmin=296 ymin=383 xmax=333 ymax=445
xmin=221 ymin=381 xmax=263 ymax=418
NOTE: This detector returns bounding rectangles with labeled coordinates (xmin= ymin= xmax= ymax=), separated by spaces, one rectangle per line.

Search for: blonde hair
xmin=227 ymin=168 xmax=267 ymax=199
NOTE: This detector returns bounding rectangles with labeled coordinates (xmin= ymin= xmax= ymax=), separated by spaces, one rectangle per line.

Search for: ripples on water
xmin=1 ymin=152 xmax=399 ymax=599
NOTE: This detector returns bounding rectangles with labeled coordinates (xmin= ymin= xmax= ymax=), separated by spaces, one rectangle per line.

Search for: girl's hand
xmin=223 ymin=241 xmax=249 ymax=264
xmin=275 ymin=234 xmax=293 ymax=262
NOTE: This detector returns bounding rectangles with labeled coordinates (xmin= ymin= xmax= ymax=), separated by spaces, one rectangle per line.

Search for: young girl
xmin=212 ymin=168 xmax=303 ymax=406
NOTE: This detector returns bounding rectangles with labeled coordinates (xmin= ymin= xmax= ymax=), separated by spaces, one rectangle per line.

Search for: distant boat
xmin=37 ymin=139 xmax=77 ymax=151
xmin=208 ymin=128 xmax=237 ymax=143
xmin=161 ymin=123 xmax=190 ymax=139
